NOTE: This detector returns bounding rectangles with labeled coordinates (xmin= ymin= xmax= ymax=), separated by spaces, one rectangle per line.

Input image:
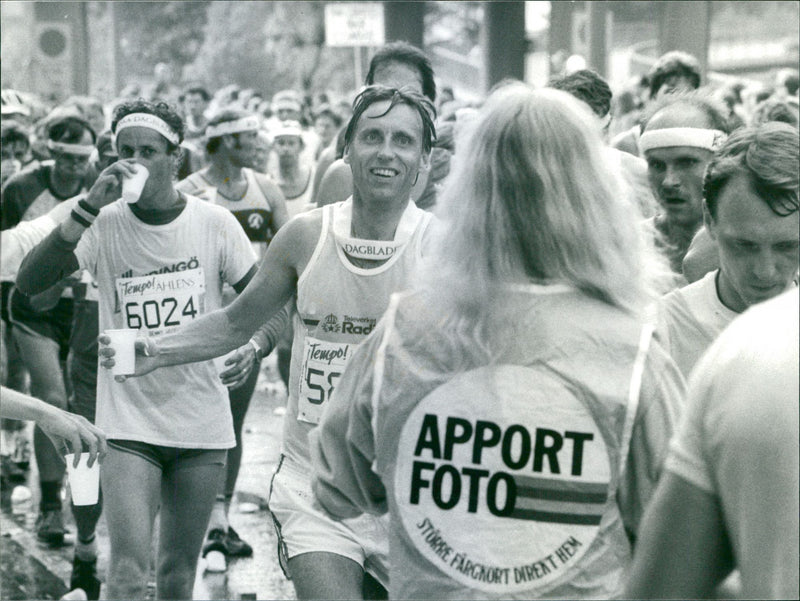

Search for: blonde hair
xmin=418 ymin=84 xmax=666 ymax=341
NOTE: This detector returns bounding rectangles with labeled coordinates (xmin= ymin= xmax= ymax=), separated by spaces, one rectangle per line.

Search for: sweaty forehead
xmin=716 ymin=173 xmax=799 ymax=229
xmin=646 ymin=104 xmax=714 ymax=131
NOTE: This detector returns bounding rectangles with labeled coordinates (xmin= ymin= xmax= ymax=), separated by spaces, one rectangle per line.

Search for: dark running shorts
xmin=108 ymin=439 xmax=226 ymax=473
xmin=9 ymin=287 xmax=73 ymax=362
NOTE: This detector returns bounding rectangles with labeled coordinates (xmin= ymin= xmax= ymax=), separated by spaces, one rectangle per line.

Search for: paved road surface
xmin=1 ymin=355 xmax=297 ymax=600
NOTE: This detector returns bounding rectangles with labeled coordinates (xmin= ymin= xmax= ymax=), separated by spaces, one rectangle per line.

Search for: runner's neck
xmin=130 ymin=189 xmax=186 ymax=225
xmin=350 ymin=197 xmax=410 ymax=241
xmin=205 ymin=164 xmax=247 ymax=199
xmin=206 ymin=161 xmax=245 ymax=185
xmin=277 ymin=163 xmax=310 ymax=200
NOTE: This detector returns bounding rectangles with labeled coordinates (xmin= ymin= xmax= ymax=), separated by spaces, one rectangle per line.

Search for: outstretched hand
xmin=39 ymin=410 xmax=108 ymax=468
xmin=98 ymin=333 xmax=161 ymax=382
xmin=217 ymin=343 xmax=257 ymax=389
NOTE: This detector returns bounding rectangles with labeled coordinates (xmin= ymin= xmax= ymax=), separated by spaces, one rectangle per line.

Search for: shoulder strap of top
xmin=619 ymin=322 xmax=655 ymax=477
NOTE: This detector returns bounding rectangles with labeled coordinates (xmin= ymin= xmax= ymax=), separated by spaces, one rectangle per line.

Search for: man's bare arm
xmin=624 ymin=472 xmax=734 ymax=598
xmin=102 ymin=214 xmax=320 ymax=377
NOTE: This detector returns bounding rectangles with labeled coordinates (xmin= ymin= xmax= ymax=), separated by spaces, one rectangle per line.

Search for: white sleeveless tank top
xmin=281 ymin=199 xmax=432 ymax=465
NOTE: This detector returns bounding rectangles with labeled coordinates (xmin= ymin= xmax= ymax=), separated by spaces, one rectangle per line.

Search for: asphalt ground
xmin=1 ymin=354 xmax=297 ymax=600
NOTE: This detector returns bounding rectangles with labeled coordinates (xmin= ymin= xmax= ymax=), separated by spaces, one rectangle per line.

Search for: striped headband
xmin=205 ymin=116 xmax=260 ymax=139
xmin=46 ymin=140 xmax=95 ymax=157
xmin=640 ymin=127 xmax=727 ymax=153
xmin=115 ymin=113 xmax=180 ymax=145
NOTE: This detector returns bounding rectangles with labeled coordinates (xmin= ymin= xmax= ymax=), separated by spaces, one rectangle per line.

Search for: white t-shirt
xmin=656 ymin=269 xmax=738 ymax=379
xmin=666 ymin=288 xmax=799 ymax=599
xmin=75 ymin=195 xmax=257 ymax=448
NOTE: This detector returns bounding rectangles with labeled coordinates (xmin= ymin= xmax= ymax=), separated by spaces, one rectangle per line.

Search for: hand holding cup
xmin=98 ymin=331 xmax=160 ymax=382
xmin=85 ymin=160 xmax=142 ymax=210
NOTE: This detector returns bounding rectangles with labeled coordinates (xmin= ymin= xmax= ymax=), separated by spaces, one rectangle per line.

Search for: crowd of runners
xmin=1 ymin=41 xmax=798 ymax=600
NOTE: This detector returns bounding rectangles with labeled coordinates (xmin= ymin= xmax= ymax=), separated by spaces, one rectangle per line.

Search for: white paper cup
xmin=105 ymin=328 xmax=137 ymax=375
xmin=121 ymin=163 xmax=149 ymax=203
xmin=65 ymin=452 xmax=100 ymax=506
xmin=213 ymin=351 xmax=237 ymax=376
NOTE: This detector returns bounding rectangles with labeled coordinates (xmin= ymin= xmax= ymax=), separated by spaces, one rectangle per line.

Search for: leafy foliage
xmin=115 ymin=1 xmax=210 ymax=78
xmin=182 ymin=1 xmax=355 ymax=97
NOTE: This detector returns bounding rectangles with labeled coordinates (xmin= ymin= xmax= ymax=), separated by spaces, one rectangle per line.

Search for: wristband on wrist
xmin=70 ymin=209 xmax=93 ymax=227
xmin=248 ymin=338 xmax=263 ymax=361
xmin=77 ymin=199 xmax=100 ymax=216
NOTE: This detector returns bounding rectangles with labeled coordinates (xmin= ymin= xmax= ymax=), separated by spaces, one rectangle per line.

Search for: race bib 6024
xmin=115 ymin=268 xmax=206 ymax=337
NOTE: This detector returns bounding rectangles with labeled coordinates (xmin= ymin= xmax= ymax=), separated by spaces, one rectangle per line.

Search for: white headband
xmin=46 ymin=140 xmax=95 ymax=157
xmin=269 ymin=121 xmax=304 ymax=141
xmin=205 ymin=116 xmax=260 ymax=139
xmin=116 ymin=113 xmax=180 ymax=145
xmin=640 ymin=127 xmax=727 ymax=153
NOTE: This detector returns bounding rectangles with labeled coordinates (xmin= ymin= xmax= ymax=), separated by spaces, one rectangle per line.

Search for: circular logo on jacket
xmin=394 ymin=364 xmax=611 ymax=594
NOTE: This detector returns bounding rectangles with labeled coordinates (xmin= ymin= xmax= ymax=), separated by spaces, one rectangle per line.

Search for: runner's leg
xmin=101 ymin=445 xmax=161 ymax=600
xmin=67 ymin=350 xmax=103 ymax=598
xmin=68 ymin=350 xmax=103 ymax=545
xmin=225 ymin=364 xmax=259 ymax=511
xmin=12 ymin=327 xmax=68 ymax=478
xmin=206 ymin=365 xmax=259 ymax=557
xmin=288 ymin=551 xmax=365 ymax=600
xmin=12 ymin=326 xmax=68 ymax=544
xmin=157 ymin=456 xmax=224 ymax=599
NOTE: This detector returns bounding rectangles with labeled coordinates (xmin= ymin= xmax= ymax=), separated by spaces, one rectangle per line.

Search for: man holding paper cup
xmin=16 ymin=99 xmax=265 ymax=600
xmin=95 ymin=86 xmax=437 ymax=600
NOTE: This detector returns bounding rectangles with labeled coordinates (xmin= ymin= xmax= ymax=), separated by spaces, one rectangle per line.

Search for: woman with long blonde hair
xmin=311 ymin=83 xmax=684 ymax=599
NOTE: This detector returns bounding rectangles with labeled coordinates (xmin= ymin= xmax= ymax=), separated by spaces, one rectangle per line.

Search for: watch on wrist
xmin=248 ymin=338 xmax=263 ymax=361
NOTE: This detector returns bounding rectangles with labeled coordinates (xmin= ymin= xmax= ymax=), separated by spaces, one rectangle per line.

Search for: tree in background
xmin=185 ymin=1 xmax=354 ymax=99
xmin=114 ymin=1 xmax=211 ymax=81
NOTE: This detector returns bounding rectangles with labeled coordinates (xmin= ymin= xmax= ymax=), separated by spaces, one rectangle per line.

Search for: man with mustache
xmin=640 ymin=91 xmax=731 ymax=278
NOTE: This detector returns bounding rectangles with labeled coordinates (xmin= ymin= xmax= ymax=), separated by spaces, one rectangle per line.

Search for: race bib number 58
xmin=116 ymin=268 xmax=206 ymax=336
xmin=297 ymin=337 xmax=354 ymax=424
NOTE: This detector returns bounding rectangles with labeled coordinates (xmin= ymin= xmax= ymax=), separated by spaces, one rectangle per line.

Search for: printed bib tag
xmin=297 ymin=336 xmax=355 ymax=425
xmin=115 ymin=268 xmax=205 ymax=337
xmin=332 ymin=198 xmax=422 ymax=263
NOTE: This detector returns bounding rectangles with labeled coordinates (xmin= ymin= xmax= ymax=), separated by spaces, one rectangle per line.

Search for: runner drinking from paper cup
xmin=96 ymin=86 xmax=437 ymax=600
xmin=16 ymin=99 xmax=260 ymax=600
